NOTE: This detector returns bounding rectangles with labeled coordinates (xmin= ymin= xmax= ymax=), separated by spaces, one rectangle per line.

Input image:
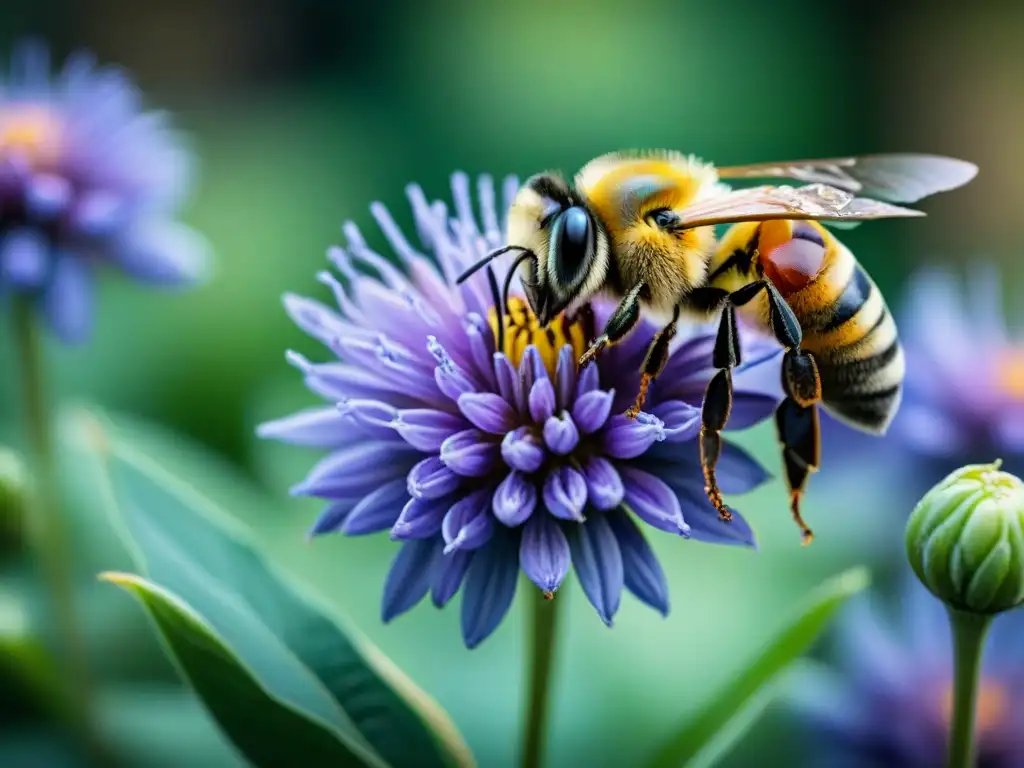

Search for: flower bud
xmin=906 ymin=461 xmax=1024 ymax=615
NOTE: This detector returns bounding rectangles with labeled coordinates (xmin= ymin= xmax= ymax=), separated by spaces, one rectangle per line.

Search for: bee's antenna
xmin=456 ymin=245 xmax=525 ymax=284
xmin=499 ymin=251 xmax=534 ymax=356
xmin=485 ymin=265 xmax=505 ymax=354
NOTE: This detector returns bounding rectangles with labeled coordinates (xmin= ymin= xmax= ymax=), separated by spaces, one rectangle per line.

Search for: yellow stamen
xmin=995 ymin=351 xmax=1024 ymax=400
xmin=0 ymin=106 xmax=62 ymax=167
xmin=940 ymin=678 xmax=1009 ymax=737
xmin=488 ymin=297 xmax=588 ymax=375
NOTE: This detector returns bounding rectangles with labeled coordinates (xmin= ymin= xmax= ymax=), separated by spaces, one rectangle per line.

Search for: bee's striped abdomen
xmin=802 ymin=258 xmax=904 ymax=434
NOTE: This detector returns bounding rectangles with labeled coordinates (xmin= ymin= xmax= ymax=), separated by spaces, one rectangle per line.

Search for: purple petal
xmin=338 ymin=399 xmax=401 ymax=441
xmin=571 ymin=390 xmax=614 ymax=435
xmin=71 ymin=191 xmax=124 ymax=236
xmin=428 ymin=337 xmax=477 ymax=402
xmin=464 ymin=313 xmax=496 ymax=386
xmin=555 ymin=346 xmax=577 ymax=410
xmin=461 ymin=530 xmax=519 ymax=648
xmin=431 ymin=549 xmax=473 ymax=607
xmin=459 ymin=392 xmax=519 ymax=434
xmin=341 ymin=479 xmax=410 ymax=536
xmin=543 ymin=466 xmax=587 ymax=522
xmin=607 ymin=508 xmax=669 ymax=615
xmin=494 ymin=353 xmax=525 ymax=414
xmin=492 ymin=471 xmax=537 ymax=526
xmin=43 ymin=257 xmax=93 ymax=344
xmin=256 ymin=407 xmax=350 ymax=447
xmin=580 ymin=456 xmax=624 ymax=511
xmin=619 ymin=466 xmax=690 ymax=536
xmin=282 ymin=293 xmax=347 ymax=347
xmin=382 ymin=539 xmax=441 ymax=622
xmin=291 ymin=442 xmax=414 ymax=498
xmin=395 ymin=410 xmax=466 ymax=451
xmin=407 ymin=456 xmax=461 ymax=500
xmin=501 ymin=426 xmax=546 ymax=473
xmin=528 ymin=379 xmax=557 ymax=424
xmin=543 ymin=413 xmax=579 ymax=455
xmin=651 ymin=400 xmax=701 ymax=442
xmin=652 ymin=440 xmax=771 ymax=495
xmin=520 ymin=514 xmax=570 ymax=593
xmin=1 ymin=229 xmax=48 ymax=287
xmin=308 ymin=500 xmax=356 ymax=537
xmin=725 ymin=393 xmax=779 ymax=431
xmin=26 ymin=173 xmax=71 ymax=221
xmin=566 ymin=515 xmax=623 ymax=626
xmin=442 ymin=489 xmax=496 ymax=552
xmin=519 ymin=347 xmax=547 ymax=398
xmin=602 ymin=414 xmax=666 ymax=459
xmin=391 ymin=495 xmax=450 ymax=540
xmin=440 ymin=429 xmax=502 ymax=477
xmin=677 ymin=487 xmax=757 ymax=547
xmin=115 ymin=222 xmax=210 ymax=286
xmin=576 ymin=363 xmax=599 ymax=398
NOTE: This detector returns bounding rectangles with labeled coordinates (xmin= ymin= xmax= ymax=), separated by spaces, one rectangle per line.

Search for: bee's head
xmin=507 ymin=173 xmax=609 ymax=326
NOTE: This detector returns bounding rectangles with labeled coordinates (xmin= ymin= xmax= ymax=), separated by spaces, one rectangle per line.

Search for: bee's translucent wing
xmin=674 ymin=184 xmax=924 ymax=230
xmin=716 ymin=154 xmax=978 ymax=203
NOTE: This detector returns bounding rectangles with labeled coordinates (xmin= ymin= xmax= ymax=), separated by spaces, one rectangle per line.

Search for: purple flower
xmin=895 ymin=265 xmax=1024 ymax=461
xmin=258 ymin=171 xmax=780 ymax=648
xmin=791 ymin=577 xmax=1024 ymax=767
xmin=0 ymin=41 xmax=207 ymax=342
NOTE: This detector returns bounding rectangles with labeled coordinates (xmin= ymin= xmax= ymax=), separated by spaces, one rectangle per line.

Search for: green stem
xmin=521 ymin=584 xmax=561 ymax=768
xmin=13 ymin=299 xmax=102 ymax=764
xmin=946 ymin=607 xmax=991 ymax=768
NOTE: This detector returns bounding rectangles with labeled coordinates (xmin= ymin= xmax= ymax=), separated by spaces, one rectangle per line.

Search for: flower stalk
xmin=946 ymin=608 xmax=991 ymax=768
xmin=522 ymin=584 xmax=561 ymax=768
xmin=12 ymin=298 xmax=101 ymax=762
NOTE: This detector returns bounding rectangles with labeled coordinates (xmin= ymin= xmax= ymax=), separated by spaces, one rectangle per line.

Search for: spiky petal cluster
xmin=258 ymin=172 xmax=781 ymax=647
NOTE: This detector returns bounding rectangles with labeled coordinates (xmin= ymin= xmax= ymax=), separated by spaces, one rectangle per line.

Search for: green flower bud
xmin=906 ymin=461 xmax=1024 ymax=615
xmin=0 ymin=447 xmax=27 ymax=528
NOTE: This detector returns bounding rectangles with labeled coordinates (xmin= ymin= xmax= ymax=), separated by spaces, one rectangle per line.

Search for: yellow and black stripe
xmin=800 ymin=252 xmax=904 ymax=435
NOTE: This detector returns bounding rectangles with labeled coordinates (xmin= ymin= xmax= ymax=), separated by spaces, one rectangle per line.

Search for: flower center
xmin=0 ymin=106 xmax=62 ymax=167
xmin=939 ymin=678 xmax=1010 ymax=737
xmin=994 ymin=350 xmax=1024 ymax=401
xmin=488 ymin=297 xmax=589 ymax=374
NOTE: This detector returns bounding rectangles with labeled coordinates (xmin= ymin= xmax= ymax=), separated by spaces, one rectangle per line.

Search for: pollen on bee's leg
xmin=579 ymin=335 xmax=608 ymax=368
xmin=625 ymin=374 xmax=652 ymax=419
xmin=791 ymin=492 xmax=814 ymax=546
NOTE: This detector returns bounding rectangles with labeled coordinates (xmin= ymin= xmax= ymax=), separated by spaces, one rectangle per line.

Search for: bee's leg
xmin=699 ymin=279 xmax=803 ymax=523
xmin=578 ymin=282 xmax=645 ymax=368
xmin=777 ymin=349 xmax=823 ymax=546
xmin=625 ymin=304 xmax=682 ymax=419
xmin=698 ymin=300 xmax=744 ymax=522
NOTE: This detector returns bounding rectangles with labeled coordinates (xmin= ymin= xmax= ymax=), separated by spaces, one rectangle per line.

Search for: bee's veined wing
xmin=715 ymin=154 xmax=978 ymax=203
xmin=674 ymin=184 xmax=924 ymax=231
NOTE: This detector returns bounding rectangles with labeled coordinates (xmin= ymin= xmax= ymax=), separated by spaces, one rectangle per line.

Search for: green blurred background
xmin=0 ymin=1 xmax=1018 ymax=765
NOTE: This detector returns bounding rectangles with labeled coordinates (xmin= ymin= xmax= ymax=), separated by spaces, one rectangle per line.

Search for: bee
xmin=457 ymin=151 xmax=977 ymax=544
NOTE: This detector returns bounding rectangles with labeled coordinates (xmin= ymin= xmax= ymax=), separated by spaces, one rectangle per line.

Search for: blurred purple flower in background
xmin=790 ymin=578 xmax=1024 ymax=767
xmin=0 ymin=41 xmax=207 ymax=342
xmin=895 ymin=266 xmax=1023 ymax=463
xmin=258 ymin=172 xmax=781 ymax=647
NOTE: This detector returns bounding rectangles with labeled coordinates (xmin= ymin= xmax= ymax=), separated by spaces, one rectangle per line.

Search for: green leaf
xmin=66 ymin=407 xmax=473 ymax=768
xmin=647 ymin=566 xmax=871 ymax=768
xmin=101 ymin=572 xmax=377 ymax=767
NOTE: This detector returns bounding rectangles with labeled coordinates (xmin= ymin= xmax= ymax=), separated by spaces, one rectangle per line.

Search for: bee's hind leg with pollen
xmin=625 ymin=304 xmax=682 ymax=419
xmin=578 ymin=282 xmax=645 ymax=369
xmin=707 ymin=278 xmax=819 ymax=544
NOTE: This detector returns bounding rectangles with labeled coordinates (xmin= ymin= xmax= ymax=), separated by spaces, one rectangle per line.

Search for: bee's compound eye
xmin=761 ymin=237 xmax=826 ymax=297
xmin=651 ymin=209 xmax=678 ymax=229
xmin=551 ymin=206 xmax=593 ymax=288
